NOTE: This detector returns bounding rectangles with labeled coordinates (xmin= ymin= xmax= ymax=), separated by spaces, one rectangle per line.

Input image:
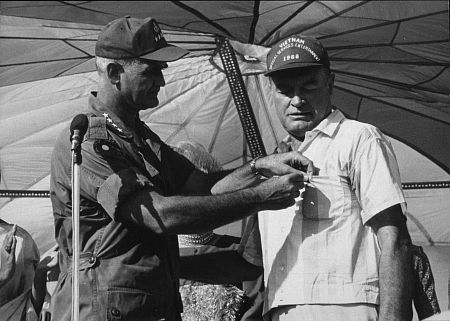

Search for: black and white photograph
xmin=0 ymin=1 xmax=449 ymax=320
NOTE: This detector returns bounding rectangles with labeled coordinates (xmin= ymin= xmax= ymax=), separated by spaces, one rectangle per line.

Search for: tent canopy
xmin=0 ymin=1 xmax=449 ymax=247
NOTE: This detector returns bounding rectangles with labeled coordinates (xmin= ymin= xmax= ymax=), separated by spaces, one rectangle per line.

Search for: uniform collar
xmin=88 ymin=92 xmax=134 ymax=139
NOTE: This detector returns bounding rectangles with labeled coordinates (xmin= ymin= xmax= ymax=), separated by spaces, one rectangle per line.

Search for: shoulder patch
xmin=86 ymin=117 xmax=108 ymax=140
xmin=93 ymin=140 xmax=122 ymax=158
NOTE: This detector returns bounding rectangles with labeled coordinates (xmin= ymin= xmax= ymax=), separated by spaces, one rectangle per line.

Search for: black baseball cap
xmin=265 ymin=35 xmax=330 ymax=76
xmin=95 ymin=16 xmax=189 ymax=61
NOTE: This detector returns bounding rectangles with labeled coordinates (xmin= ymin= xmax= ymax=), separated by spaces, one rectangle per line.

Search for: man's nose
xmin=155 ymin=73 xmax=165 ymax=87
xmin=290 ymin=95 xmax=306 ymax=108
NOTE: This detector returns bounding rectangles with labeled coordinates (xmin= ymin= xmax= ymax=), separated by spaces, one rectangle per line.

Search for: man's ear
xmin=106 ymin=62 xmax=123 ymax=85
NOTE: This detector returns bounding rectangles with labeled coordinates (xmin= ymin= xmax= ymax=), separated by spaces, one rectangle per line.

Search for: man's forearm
xmin=378 ymin=237 xmax=413 ymax=321
xmin=211 ymin=151 xmax=313 ymax=194
xmin=211 ymin=162 xmax=260 ymax=194
xmin=120 ymin=167 xmax=303 ymax=235
xmin=121 ymin=187 xmax=264 ymax=235
xmin=368 ymin=205 xmax=413 ymax=321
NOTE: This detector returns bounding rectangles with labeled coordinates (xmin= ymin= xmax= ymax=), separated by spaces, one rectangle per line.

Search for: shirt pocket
xmin=301 ymin=175 xmax=347 ymax=220
xmin=107 ymin=287 xmax=165 ymax=321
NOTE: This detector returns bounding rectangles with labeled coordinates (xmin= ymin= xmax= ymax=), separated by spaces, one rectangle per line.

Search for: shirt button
xmin=280 ymin=265 xmax=285 ymax=271
xmin=111 ymin=308 xmax=121 ymax=317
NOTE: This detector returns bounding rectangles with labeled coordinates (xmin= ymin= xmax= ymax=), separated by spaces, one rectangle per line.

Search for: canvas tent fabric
xmin=0 ymin=0 xmax=449 ymax=313
xmin=1 ymin=0 xmax=449 ymax=241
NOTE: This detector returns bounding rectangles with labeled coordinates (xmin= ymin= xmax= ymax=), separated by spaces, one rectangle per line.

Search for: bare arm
xmin=117 ymin=151 xmax=313 ymax=234
xmin=181 ymin=150 xmax=314 ymax=196
xmin=119 ymin=172 xmax=304 ymax=235
xmin=211 ymin=151 xmax=314 ymax=194
xmin=367 ymin=205 xmax=413 ymax=321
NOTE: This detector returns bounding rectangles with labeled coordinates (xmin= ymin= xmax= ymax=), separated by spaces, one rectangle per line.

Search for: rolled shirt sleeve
xmin=97 ymin=167 xmax=153 ymax=220
xmin=79 ymin=139 xmax=155 ymax=220
xmin=350 ymin=127 xmax=406 ymax=224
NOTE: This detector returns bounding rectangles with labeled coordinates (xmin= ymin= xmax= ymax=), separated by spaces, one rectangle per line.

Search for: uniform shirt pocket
xmin=301 ymin=175 xmax=347 ymax=220
xmin=107 ymin=287 xmax=164 ymax=321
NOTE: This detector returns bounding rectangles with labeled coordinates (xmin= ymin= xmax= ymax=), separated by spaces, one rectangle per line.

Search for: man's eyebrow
xmin=274 ymin=82 xmax=290 ymax=89
xmin=300 ymin=75 xmax=321 ymax=85
xmin=303 ymin=79 xmax=317 ymax=85
xmin=143 ymin=64 xmax=165 ymax=73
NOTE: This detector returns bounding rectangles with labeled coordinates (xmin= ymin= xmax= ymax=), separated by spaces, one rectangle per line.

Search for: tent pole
xmin=215 ymin=36 xmax=266 ymax=159
xmin=216 ymin=35 xmax=266 ymax=256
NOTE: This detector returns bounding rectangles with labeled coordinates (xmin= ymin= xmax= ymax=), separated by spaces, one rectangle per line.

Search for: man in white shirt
xmin=242 ymin=35 xmax=413 ymax=321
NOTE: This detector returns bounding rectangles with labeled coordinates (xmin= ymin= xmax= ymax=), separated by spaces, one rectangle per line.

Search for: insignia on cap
xmin=269 ymin=37 xmax=320 ymax=70
xmin=151 ymin=20 xmax=164 ymax=42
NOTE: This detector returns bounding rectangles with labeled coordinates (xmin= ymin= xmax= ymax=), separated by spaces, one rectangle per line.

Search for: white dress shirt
xmin=258 ymin=109 xmax=406 ymax=316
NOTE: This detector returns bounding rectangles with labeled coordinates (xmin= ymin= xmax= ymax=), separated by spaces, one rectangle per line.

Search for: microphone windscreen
xmin=70 ymin=114 xmax=89 ymax=136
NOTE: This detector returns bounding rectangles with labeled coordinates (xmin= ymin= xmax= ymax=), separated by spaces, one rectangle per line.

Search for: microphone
xmin=70 ymin=114 xmax=89 ymax=151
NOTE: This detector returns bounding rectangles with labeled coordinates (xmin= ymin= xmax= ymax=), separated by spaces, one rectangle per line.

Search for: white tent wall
xmin=0 ymin=72 xmax=98 ymax=200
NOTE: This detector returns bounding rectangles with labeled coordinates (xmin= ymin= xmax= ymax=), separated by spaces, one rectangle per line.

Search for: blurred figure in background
xmin=0 ymin=219 xmax=58 ymax=321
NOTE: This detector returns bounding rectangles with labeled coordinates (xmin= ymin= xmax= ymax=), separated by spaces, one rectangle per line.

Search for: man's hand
xmin=36 ymin=244 xmax=59 ymax=274
xmin=0 ymin=224 xmax=17 ymax=285
xmin=210 ymin=151 xmax=313 ymax=195
xmin=254 ymin=172 xmax=304 ymax=210
xmin=32 ymin=244 xmax=59 ymax=315
xmin=254 ymin=151 xmax=314 ymax=180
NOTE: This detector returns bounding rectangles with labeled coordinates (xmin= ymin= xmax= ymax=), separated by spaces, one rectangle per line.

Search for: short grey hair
xmin=95 ymin=56 xmax=141 ymax=73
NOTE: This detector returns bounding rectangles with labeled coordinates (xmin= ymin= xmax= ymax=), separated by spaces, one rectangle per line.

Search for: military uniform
xmin=50 ymin=92 xmax=194 ymax=321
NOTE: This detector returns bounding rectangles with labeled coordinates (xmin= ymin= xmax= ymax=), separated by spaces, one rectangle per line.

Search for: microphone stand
xmin=71 ymin=140 xmax=82 ymax=321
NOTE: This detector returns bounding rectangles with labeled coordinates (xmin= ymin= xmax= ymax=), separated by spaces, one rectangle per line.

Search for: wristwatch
xmin=250 ymin=155 xmax=263 ymax=176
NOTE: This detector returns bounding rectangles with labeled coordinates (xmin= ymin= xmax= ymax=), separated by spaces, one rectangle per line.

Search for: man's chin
xmin=141 ymin=99 xmax=159 ymax=110
xmin=286 ymin=121 xmax=309 ymax=135
xmin=287 ymin=121 xmax=323 ymax=138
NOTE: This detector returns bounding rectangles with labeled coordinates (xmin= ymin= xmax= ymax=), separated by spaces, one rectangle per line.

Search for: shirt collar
xmin=88 ymin=92 xmax=133 ymax=139
xmin=280 ymin=109 xmax=345 ymax=151
xmin=87 ymin=92 xmax=163 ymax=156
xmin=313 ymin=108 xmax=345 ymax=138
